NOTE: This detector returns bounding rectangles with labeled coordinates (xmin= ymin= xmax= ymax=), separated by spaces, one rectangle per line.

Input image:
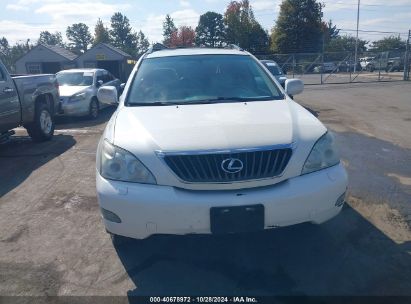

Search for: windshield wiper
xmin=190 ymin=96 xmax=278 ymax=104
xmin=127 ymin=102 xmax=180 ymax=107
xmin=127 ymin=96 xmax=279 ymax=107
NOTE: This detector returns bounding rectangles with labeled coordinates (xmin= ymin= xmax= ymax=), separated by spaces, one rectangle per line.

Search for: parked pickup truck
xmin=0 ymin=59 xmax=60 ymax=142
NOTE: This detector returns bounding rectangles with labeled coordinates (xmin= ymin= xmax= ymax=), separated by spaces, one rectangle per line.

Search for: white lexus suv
xmin=96 ymin=46 xmax=348 ymax=243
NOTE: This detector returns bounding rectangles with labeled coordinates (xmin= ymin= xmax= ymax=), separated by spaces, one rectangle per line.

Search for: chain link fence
xmin=257 ymin=49 xmax=410 ymax=85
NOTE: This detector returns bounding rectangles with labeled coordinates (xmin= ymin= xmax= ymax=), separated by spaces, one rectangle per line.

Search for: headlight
xmin=301 ymin=132 xmax=340 ymax=175
xmin=98 ymin=140 xmax=156 ymax=184
xmin=69 ymin=92 xmax=86 ymax=103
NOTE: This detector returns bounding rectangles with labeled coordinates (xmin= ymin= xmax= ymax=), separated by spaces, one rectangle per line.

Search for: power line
xmin=340 ymin=28 xmax=409 ymax=35
xmin=323 ymin=1 xmax=411 ymax=7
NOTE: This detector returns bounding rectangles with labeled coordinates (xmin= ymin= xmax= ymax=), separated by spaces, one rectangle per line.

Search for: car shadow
xmin=55 ymin=106 xmax=116 ymax=130
xmin=114 ymin=204 xmax=411 ymax=297
xmin=0 ymin=134 xmax=76 ymax=198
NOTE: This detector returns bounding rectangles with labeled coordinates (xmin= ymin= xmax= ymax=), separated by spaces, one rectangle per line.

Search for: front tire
xmin=26 ymin=103 xmax=55 ymax=142
xmin=89 ymin=98 xmax=99 ymax=120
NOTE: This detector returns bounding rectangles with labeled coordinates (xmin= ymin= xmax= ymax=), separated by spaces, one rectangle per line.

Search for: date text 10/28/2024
xmin=149 ymin=297 xmax=258 ymax=303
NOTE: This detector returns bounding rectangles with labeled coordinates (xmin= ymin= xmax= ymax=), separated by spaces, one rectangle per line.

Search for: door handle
xmin=3 ymin=87 xmax=14 ymax=93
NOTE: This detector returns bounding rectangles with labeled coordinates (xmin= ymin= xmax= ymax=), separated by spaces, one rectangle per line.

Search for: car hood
xmin=107 ymin=99 xmax=327 ymax=189
xmin=113 ymin=99 xmax=322 ymax=152
xmin=59 ymin=85 xmax=90 ymax=97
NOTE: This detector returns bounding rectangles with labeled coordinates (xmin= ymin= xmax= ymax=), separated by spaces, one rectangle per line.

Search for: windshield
xmin=126 ymin=55 xmax=283 ymax=106
xmin=57 ymin=72 xmax=94 ymax=86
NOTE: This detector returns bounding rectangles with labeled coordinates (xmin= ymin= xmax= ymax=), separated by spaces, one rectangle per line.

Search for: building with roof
xmin=75 ymin=43 xmax=135 ymax=82
xmin=15 ymin=44 xmax=77 ymax=74
xmin=14 ymin=43 xmax=136 ymax=81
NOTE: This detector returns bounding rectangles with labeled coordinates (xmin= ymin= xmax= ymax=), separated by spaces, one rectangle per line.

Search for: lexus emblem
xmin=221 ymin=158 xmax=244 ymax=174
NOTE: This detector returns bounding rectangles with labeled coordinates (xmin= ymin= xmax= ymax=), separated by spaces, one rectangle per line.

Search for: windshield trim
xmin=126 ymin=96 xmax=285 ymax=107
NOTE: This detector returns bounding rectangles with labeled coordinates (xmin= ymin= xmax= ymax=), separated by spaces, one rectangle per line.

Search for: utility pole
xmin=354 ymin=0 xmax=361 ymax=73
xmin=404 ymin=30 xmax=410 ymax=81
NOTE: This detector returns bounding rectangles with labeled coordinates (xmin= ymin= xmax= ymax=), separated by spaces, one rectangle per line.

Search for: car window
xmin=103 ymin=73 xmax=111 ymax=83
xmin=96 ymin=72 xmax=104 ymax=83
xmin=0 ymin=65 xmax=5 ymax=81
xmin=264 ymin=63 xmax=283 ymax=76
xmin=127 ymin=55 xmax=283 ymax=105
xmin=56 ymin=72 xmax=94 ymax=86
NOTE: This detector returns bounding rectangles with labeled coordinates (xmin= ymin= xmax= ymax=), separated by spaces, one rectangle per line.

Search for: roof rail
xmin=225 ymin=44 xmax=244 ymax=51
xmin=147 ymin=43 xmax=168 ymax=54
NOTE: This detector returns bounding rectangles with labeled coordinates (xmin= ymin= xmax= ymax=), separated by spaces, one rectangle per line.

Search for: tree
xmin=0 ymin=38 xmax=32 ymax=72
xmin=322 ymin=19 xmax=340 ymax=47
xmin=326 ymin=35 xmax=367 ymax=53
xmin=38 ymin=31 xmax=64 ymax=47
xmin=249 ymin=23 xmax=269 ymax=54
xmin=271 ymin=0 xmax=324 ymax=53
xmin=0 ymin=37 xmax=11 ymax=70
xmin=94 ymin=18 xmax=111 ymax=45
xmin=110 ymin=12 xmax=136 ymax=55
xmin=169 ymin=26 xmax=196 ymax=48
xmin=0 ymin=37 xmax=9 ymax=56
xmin=163 ymin=14 xmax=177 ymax=47
xmin=136 ymin=30 xmax=150 ymax=55
xmin=195 ymin=12 xmax=226 ymax=47
xmin=369 ymin=36 xmax=407 ymax=52
xmin=224 ymin=0 xmax=268 ymax=53
xmin=66 ymin=23 xmax=93 ymax=54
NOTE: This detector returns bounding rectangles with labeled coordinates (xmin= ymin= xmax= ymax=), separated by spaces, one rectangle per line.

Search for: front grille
xmin=162 ymin=147 xmax=292 ymax=183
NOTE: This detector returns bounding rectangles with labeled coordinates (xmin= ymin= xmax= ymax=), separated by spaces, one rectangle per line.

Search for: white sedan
xmin=57 ymin=68 xmax=121 ymax=119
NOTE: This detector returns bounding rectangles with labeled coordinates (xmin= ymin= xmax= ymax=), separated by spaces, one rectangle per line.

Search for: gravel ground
xmin=0 ymin=81 xmax=410 ymax=297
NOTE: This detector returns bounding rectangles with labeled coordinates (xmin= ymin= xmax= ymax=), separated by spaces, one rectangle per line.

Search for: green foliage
xmin=195 ymin=12 xmax=226 ymax=47
xmin=224 ymin=0 xmax=269 ymax=53
xmin=248 ymin=23 xmax=269 ymax=54
xmin=0 ymin=37 xmax=10 ymax=56
xmin=136 ymin=30 xmax=150 ymax=55
xmin=326 ymin=35 xmax=368 ymax=53
xmin=38 ymin=31 xmax=64 ymax=47
xmin=369 ymin=36 xmax=406 ymax=52
xmin=94 ymin=18 xmax=111 ymax=45
xmin=163 ymin=14 xmax=177 ymax=47
xmin=66 ymin=23 xmax=93 ymax=54
xmin=110 ymin=12 xmax=137 ymax=55
xmin=271 ymin=0 xmax=324 ymax=53
xmin=0 ymin=37 xmax=32 ymax=72
xmin=322 ymin=19 xmax=340 ymax=47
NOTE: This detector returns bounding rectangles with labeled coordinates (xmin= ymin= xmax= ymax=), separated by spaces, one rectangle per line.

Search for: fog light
xmin=101 ymin=208 xmax=122 ymax=223
xmin=335 ymin=192 xmax=346 ymax=207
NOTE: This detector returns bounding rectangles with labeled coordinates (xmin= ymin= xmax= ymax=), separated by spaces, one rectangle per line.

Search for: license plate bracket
xmin=210 ymin=204 xmax=265 ymax=234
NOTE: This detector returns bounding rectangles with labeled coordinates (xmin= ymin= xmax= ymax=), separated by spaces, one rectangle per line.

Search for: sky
xmin=1 ymin=0 xmax=410 ymax=46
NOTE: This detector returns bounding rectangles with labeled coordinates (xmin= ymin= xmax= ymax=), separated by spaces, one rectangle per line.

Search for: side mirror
xmin=96 ymin=80 xmax=104 ymax=87
xmin=97 ymin=86 xmax=118 ymax=105
xmin=285 ymin=79 xmax=304 ymax=96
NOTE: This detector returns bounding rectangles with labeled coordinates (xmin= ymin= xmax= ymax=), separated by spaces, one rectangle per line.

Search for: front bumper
xmin=58 ymin=97 xmax=90 ymax=116
xmin=97 ymin=163 xmax=348 ymax=240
